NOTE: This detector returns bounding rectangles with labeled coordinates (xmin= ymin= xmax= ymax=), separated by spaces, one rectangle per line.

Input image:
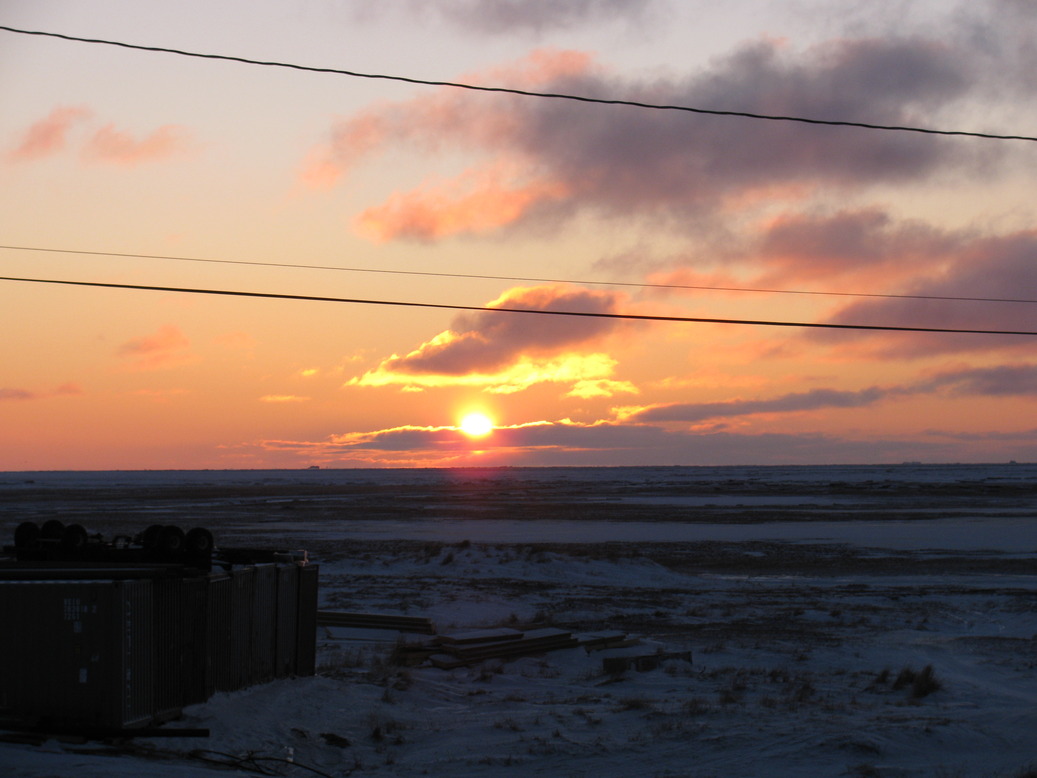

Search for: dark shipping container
xmin=0 ymin=562 xmax=318 ymax=729
xmin=0 ymin=579 xmax=155 ymax=728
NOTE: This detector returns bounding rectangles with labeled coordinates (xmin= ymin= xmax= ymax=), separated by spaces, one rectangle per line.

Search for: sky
xmin=1 ymin=0 xmax=1036 ymax=470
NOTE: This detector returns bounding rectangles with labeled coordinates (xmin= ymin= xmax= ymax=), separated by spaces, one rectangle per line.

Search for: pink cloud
xmin=299 ymin=48 xmax=597 ymax=203
xmin=7 ymin=105 xmax=91 ymax=161
xmin=355 ymin=162 xmax=570 ymax=241
xmin=83 ymin=124 xmax=189 ymax=166
xmin=116 ymin=325 xmax=194 ymax=370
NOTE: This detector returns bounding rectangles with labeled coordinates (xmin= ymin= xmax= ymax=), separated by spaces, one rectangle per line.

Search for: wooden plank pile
xmin=426 ymin=627 xmax=579 ymax=669
xmin=316 ymin=610 xmax=436 ymax=634
xmin=316 ymin=610 xmax=692 ymax=672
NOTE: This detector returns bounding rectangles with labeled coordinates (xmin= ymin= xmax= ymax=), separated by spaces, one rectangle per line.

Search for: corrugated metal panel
xmin=153 ymin=575 xmax=208 ymax=712
xmin=229 ymin=567 xmax=255 ymax=691
xmin=295 ymin=564 xmax=319 ymax=677
xmin=205 ymin=573 xmax=234 ymax=695
xmin=0 ymin=579 xmax=154 ymax=728
xmin=0 ymin=560 xmax=319 ymax=727
xmin=250 ymin=564 xmax=278 ymax=684
xmin=274 ymin=564 xmax=299 ymax=677
xmin=119 ymin=579 xmax=155 ymax=727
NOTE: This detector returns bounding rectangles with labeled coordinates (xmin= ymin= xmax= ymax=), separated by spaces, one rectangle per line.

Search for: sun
xmin=459 ymin=412 xmax=494 ymax=438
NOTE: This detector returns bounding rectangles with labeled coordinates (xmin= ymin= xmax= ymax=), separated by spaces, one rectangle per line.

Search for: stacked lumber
xmin=316 ymin=610 xmax=436 ymax=634
xmin=316 ymin=611 xmax=688 ymax=673
xmin=427 ymin=627 xmax=579 ymax=669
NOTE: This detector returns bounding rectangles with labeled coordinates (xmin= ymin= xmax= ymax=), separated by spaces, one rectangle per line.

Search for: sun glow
xmin=459 ymin=412 xmax=494 ymax=438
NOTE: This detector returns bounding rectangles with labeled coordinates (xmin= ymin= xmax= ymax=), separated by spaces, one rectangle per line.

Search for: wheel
xmin=158 ymin=525 xmax=186 ymax=553
xmin=14 ymin=521 xmax=40 ymax=548
xmin=61 ymin=524 xmax=89 ymax=550
xmin=185 ymin=527 xmax=214 ymax=554
xmin=40 ymin=519 xmax=65 ymax=540
xmin=140 ymin=524 xmax=164 ymax=550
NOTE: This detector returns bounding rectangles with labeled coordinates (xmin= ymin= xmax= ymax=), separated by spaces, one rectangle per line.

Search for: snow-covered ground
xmin=2 ymin=465 xmax=1036 ymax=777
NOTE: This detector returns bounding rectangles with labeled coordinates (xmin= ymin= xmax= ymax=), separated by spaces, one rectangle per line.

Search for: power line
xmin=3 ymin=243 xmax=1034 ymax=306
xmin=2 ymin=275 xmax=1035 ymax=336
xmin=1 ymin=24 xmax=1034 ymax=143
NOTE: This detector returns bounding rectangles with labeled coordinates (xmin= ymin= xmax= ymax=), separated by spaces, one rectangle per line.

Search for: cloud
xmin=250 ymin=417 xmax=1018 ymax=467
xmin=752 ymin=208 xmax=963 ymax=285
xmin=306 ymin=33 xmax=1000 ymax=242
xmin=259 ymin=395 xmax=311 ymax=403
xmin=813 ymin=230 xmax=1037 ymax=357
xmin=567 ymin=378 xmax=638 ymax=399
xmin=628 ymin=386 xmax=897 ymax=424
xmin=923 ymin=363 xmax=1037 ymax=397
xmin=116 ymin=325 xmax=194 ymax=371
xmin=434 ymin=0 xmax=659 ymax=34
xmin=301 ymin=48 xmax=596 ymax=193
xmin=0 ymin=383 xmax=83 ymax=401
xmin=622 ymin=360 xmax=1037 ymax=429
xmin=355 ymin=161 xmax=570 ymax=242
xmin=0 ymin=388 xmax=37 ymax=401
xmin=626 ymin=362 xmax=1037 ymax=426
xmin=8 ymin=107 xmax=190 ymax=166
xmin=83 ymin=124 xmax=190 ymax=166
xmin=351 ymin=285 xmax=632 ymax=393
xmin=7 ymin=106 xmax=91 ymax=161
xmin=336 ymin=0 xmax=660 ymax=35
xmin=353 ymin=352 xmax=622 ymax=395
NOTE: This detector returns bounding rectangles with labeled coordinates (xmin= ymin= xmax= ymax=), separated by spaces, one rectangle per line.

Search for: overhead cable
xmin=2 ymin=275 xmax=1035 ymax=337
xmin=1 ymin=25 xmax=1034 ymax=143
xmin=2 ymin=244 xmax=1034 ymax=306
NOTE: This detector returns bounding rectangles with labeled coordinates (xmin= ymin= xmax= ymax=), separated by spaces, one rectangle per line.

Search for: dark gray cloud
xmin=510 ymin=35 xmax=986 ymax=227
xmin=380 ymin=286 xmax=622 ymax=376
xmin=628 ymin=362 xmax=1037 ymax=425
xmin=754 ymin=208 xmax=962 ymax=281
xmin=816 ymin=231 xmax=1037 ymax=356
xmin=297 ymin=421 xmax=1009 ymax=466
xmin=924 ymin=363 xmax=1037 ymax=397
xmin=436 ymin=0 xmax=659 ymax=34
xmin=632 ymin=386 xmax=894 ymax=424
xmin=336 ymin=0 xmax=661 ymax=35
xmin=316 ymin=29 xmax=1004 ymax=240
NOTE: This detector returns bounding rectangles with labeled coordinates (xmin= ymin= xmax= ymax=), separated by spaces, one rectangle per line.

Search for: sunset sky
xmin=2 ymin=0 xmax=1036 ymax=470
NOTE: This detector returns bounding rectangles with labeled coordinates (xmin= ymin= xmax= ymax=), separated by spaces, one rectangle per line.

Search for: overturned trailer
xmin=0 ymin=522 xmax=318 ymax=731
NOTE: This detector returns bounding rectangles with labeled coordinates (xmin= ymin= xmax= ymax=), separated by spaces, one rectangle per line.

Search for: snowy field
xmin=1 ymin=464 xmax=1036 ymax=777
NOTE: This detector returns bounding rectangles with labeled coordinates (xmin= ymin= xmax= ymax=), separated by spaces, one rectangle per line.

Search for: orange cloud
xmin=7 ymin=105 xmax=91 ymax=161
xmin=83 ymin=124 xmax=190 ymax=166
xmin=355 ymin=162 xmax=570 ymax=241
xmin=351 ymin=352 xmax=622 ymax=394
xmin=566 ymin=379 xmax=638 ymax=399
xmin=116 ymin=324 xmax=194 ymax=371
xmin=259 ymin=395 xmax=310 ymax=403
xmin=349 ymin=285 xmax=632 ymax=393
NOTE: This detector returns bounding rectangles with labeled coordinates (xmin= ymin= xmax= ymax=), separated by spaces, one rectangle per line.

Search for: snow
xmin=2 ymin=465 xmax=1036 ymax=777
